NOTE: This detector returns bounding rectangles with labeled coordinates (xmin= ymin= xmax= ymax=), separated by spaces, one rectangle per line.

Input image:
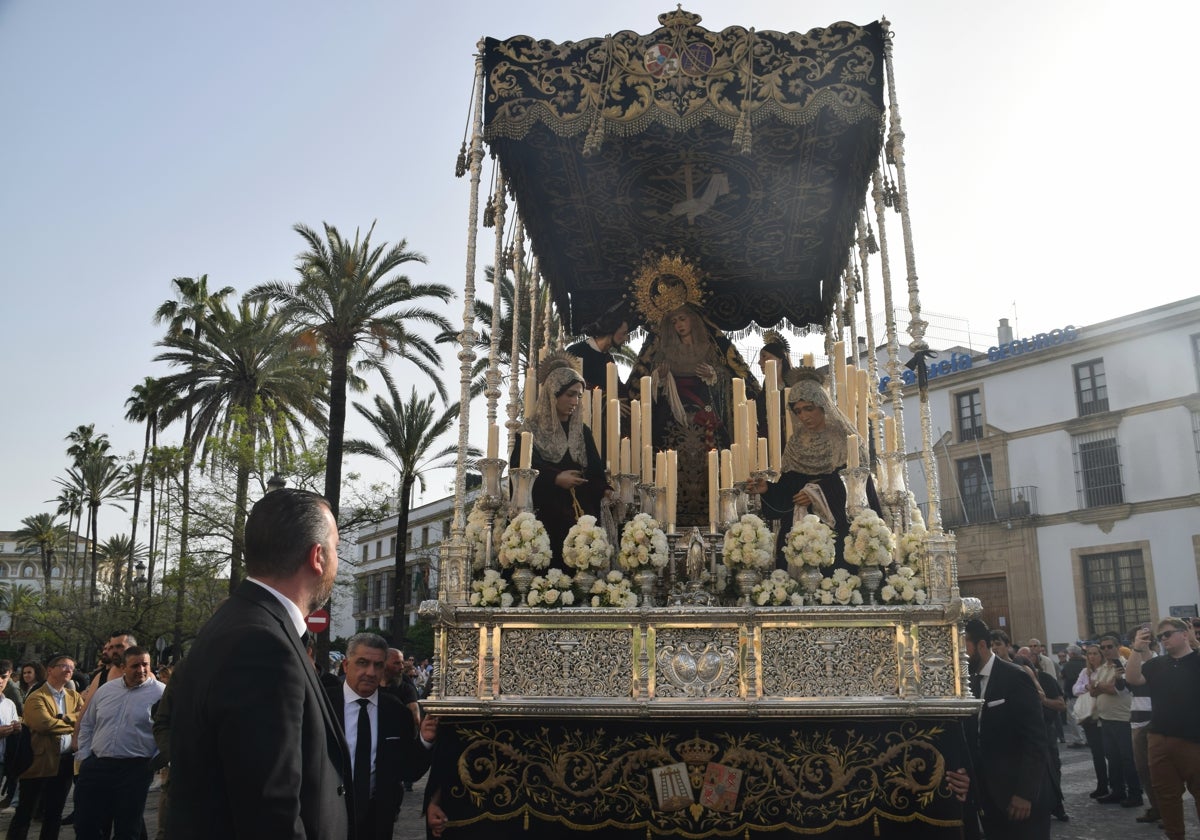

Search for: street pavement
xmin=1 ymin=743 xmax=1193 ymax=838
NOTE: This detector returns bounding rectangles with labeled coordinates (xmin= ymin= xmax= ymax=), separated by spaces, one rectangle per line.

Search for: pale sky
xmin=2 ymin=1 xmax=1196 ymax=539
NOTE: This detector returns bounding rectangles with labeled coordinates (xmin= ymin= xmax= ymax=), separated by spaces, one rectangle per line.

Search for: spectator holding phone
xmin=1091 ymin=632 xmax=1142 ymax=807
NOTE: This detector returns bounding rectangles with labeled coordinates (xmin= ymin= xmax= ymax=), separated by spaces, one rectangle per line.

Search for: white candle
xmin=579 ymin=388 xmax=592 ymax=430
xmin=732 ymin=377 xmax=747 ymax=412
xmin=742 ymin=402 xmax=756 ymax=471
xmin=591 ymin=388 xmax=604 ymax=455
xmin=642 ymin=443 xmax=654 ymax=485
xmin=764 ymin=359 xmax=777 ymax=391
xmin=607 ymin=398 xmax=620 ymax=473
xmin=620 ymin=438 xmax=631 ymax=475
xmin=757 ymin=437 xmax=768 ymax=474
xmin=487 ymin=424 xmax=499 ymax=460
xmin=630 ymin=399 xmax=642 ymax=476
xmin=802 ymin=352 xmax=814 ymax=368
xmin=640 ymin=376 xmax=653 ymax=453
xmin=720 ymin=448 xmax=733 ymax=489
xmin=731 ymin=442 xmax=744 ymax=483
xmin=519 ymin=431 xmax=533 ymax=470
xmin=766 ymin=388 xmax=781 ymax=472
xmin=708 ymin=449 xmax=719 ymax=532
xmin=856 ymin=370 xmax=870 ymax=442
xmin=666 ymin=449 xmax=678 ymax=530
xmin=846 ymin=434 xmax=859 ymax=470
xmin=606 ymin=362 xmax=618 ymax=408
xmin=655 ymin=451 xmax=667 ymax=488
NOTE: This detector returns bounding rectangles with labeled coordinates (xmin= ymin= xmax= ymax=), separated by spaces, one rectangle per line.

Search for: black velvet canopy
xmin=482 ymin=9 xmax=886 ymax=333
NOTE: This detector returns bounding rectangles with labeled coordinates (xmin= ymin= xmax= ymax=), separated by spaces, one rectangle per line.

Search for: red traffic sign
xmin=305 ymin=608 xmax=330 ymax=633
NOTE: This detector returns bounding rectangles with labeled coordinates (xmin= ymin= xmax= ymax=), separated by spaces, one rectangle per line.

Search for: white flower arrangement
xmin=616 ymin=513 xmax=670 ymax=572
xmin=588 ymin=570 xmax=640 ymax=608
xmin=469 ymin=568 xmax=514 ymax=608
xmin=721 ymin=513 xmax=774 ymax=571
xmin=880 ymin=565 xmax=928 ymax=605
xmin=896 ymin=523 xmax=928 ymax=568
xmin=843 ymin=510 xmax=896 ymax=568
xmin=526 ymin=568 xmax=576 ymax=608
xmin=815 ymin=568 xmax=864 ymax=605
xmin=465 ymin=502 xmax=507 ymax=571
xmin=496 ymin=511 xmax=552 ymax=570
xmin=562 ymin=514 xmax=612 ymax=572
xmin=751 ymin=569 xmax=804 ymax=606
xmin=782 ymin=514 xmax=836 ymax=569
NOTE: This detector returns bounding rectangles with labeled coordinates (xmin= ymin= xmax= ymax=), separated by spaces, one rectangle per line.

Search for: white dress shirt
xmin=342 ymin=683 xmax=378 ymax=795
xmin=247 ymin=577 xmax=308 ymax=638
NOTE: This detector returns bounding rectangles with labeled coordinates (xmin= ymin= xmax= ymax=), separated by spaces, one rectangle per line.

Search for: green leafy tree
xmin=344 ymin=384 xmax=471 ymax=642
xmin=249 ymin=222 xmax=453 ymax=518
xmin=12 ymin=513 xmax=68 ymax=591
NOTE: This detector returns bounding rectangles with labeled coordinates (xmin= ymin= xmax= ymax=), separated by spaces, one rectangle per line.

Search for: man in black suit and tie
xmin=964 ymin=618 xmax=1053 ymax=840
xmin=166 ymin=488 xmax=352 ymax=839
xmin=330 ymin=633 xmax=436 ymax=840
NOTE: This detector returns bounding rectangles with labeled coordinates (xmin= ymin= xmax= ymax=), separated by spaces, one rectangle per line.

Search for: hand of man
xmin=419 ymin=714 xmax=439 ymax=744
xmin=791 ymin=490 xmax=812 ymax=507
xmin=945 ymin=768 xmax=970 ymax=802
xmin=554 ymin=470 xmax=586 ymax=489
xmin=427 ymin=801 xmax=448 ymax=838
xmin=1007 ymin=794 xmax=1032 ymax=821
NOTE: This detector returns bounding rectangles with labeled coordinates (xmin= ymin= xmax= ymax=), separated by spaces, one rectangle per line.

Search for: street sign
xmin=306 ymin=608 xmax=330 ymax=633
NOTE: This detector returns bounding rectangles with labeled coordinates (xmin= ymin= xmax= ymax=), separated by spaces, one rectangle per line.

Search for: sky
xmin=2 ymin=0 xmax=1196 ymax=540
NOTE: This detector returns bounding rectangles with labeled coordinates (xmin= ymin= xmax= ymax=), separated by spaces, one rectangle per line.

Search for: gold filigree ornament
xmin=628 ymin=253 xmax=707 ymax=326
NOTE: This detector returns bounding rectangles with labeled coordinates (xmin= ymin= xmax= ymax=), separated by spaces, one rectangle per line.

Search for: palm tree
xmin=12 ymin=513 xmax=68 ymax=591
xmin=98 ymin=535 xmax=147 ymax=596
xmin=0 ymin=582 xmax=42 ymax=657
xmin=249 ymin=222 xmax=453 ymax=518
xmin=124 ymin=376 xmax=170 ymax=593
xmin=344 ymin=384 xmax=471 ymax=641
xmin=155 ymin=294 xmax=328 ymax=592
xmin=49 ymin=486 xmax=83 ymax=581
xmin=57 ymin=451 xmax=130 ymax=604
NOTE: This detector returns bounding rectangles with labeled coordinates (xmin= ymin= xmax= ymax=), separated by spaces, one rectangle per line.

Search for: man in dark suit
xmin=165 ymin=488 xmax=352 ymax=840
xmin=964 ymin=618 xmax=1053 ymax=840
xmin=330 ymin=633 xmax=435 ymax=840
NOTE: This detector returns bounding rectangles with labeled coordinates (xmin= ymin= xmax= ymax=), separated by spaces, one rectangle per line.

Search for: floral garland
xmin=465 ymin=502 xmax=508 ymax=571
xmin=843 ymin=510 xmax=895 ymax=568
xmin=721 ymin=513 xmax=774 ymax=570
xmin=588 ymin=570 xmax=639 ymax=608
xmin=896 ymin=523 xmax=928 ymax=568
xmin=752 ymin=569 xmax=804 ymax=606
xmin=616 ymin=513 xmax=670 ymax=571
xmin=496 ymin=511 xmax=552 ymax=570
xmin=880 ymin=565 xmax=928 ymax=605
xmin=526 ymin=568 xmax=575 ymax=607
xmin=562 ymin=514 xmax=612 ymax=572
xmin=815 ymin=568 xmax=863 ymax=605
xmin=782 ymin=514 xmax=835 ymax=569
xmin=469 ymin=569 xmax=514 ymax=608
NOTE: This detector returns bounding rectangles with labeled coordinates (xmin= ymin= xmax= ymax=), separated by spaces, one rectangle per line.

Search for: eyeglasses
xmin=1158 ymin=629 xmax=1181 ymax=642
xmin=1099 ymin=644 xmax=1115 ymax=650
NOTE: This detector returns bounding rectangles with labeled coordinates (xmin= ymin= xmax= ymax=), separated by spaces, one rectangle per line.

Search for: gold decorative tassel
xmin=454 ymin=141 xmax=467 ymax=178
xmin=482 ymin=195 xmax=495 ymax=228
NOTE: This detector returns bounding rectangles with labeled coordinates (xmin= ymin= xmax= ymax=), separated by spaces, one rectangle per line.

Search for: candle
xmin=757 ymin=437 xmax=768 ymax=474
xmin=742 ymin=402 xmax=756 ymax=470
xmin=843 ymin=364 xmax=857 ymax=420
xmin=655 ymin=451 xmax=667 ymax=489
xmin=802 ymin=352 xmax=814 ymax=368
xmin=591 ymin=388 xmax=604 ymax=455
xmin=732 ymin=399 xmax=745 ymax=455
xmin=523 ymin=370 xmax=537 ymax=419
xmin=666 ymin=449 xmax=678 ymax=530
xmin=884 ymin=416 xmax=896 ymax=454
xmin=846 ymin=434 xmax=859 ymax=470
xmin=731 ymin=442 xmax=744 ymax=483
xmin=766 ymin=389 xmax=781 ymax=472
xmin=764 ymin=359 xmax=777 ymax=391
xmin=620 ymin=438 xmax=631 ymax=475
xmin=606 ymin=362 xmax=618 ymax=408
xmin=732 ymin=377 xmax=747 ymax=412
xmin=707 ymin=449 xmax=719 ymax=532
xmin=519 ymin=431 xmax=533 ymax=469
xmin=487 ymin=424 xmax=499 ymax=460
xmin=640 ymin=375 xmax=653 ymax=452
xmin=720 ymin=448 xmax=733 ymax=489
xmin=579 ymin=387 xmax=592 ymax=430
xmin=642 ymin=443 xmax=654 ymax=485
xmin=630 ymin=399 xmax=642 ymax=475
xmin=608 ymin=398 xmax=620 ymax=474
xmin=856 ymin=370 xmax=870 ymax=442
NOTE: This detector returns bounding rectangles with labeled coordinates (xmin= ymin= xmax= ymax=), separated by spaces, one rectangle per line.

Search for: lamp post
xmin=134 ymin=560 xmax=147 ymax=608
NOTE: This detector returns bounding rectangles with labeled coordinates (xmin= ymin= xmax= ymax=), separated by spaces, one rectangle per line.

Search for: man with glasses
xmin=1090 ymin=633 xmax=1142 ymax=807
xmin=6 ymin=654 xmax=81 ymax=840
xmin=1125 ymin=618 xmax=1200 ymax=840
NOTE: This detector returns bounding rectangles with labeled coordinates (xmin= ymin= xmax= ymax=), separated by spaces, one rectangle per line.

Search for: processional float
xmin=421 ymin=9 xmax=982 ymax=838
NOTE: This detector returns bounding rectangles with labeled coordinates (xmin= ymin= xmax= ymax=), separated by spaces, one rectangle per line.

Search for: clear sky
xmin=2 ymin=1 xmax=1196 ymax=538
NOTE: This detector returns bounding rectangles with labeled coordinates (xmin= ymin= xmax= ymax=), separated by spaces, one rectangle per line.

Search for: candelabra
xmin=638 ymin=483 xmax=662 ymax=519
xmin=718 ymin=487 xmax=740 ymax=531
xmin=475 ymin=457 xmax=507 ymax=569
xmin=840 ymin=465 xmax=873 ymax=518
xmin=508 ymin=467 xmax=539 ymax=516
xmin=614 ymin=473 xmax=639 ymax=525
xmin=879 ymin=452 xmax=910 ymax=533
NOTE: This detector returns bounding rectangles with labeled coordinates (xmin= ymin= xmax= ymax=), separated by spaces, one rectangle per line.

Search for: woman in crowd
xmin=1072 ymin=644 xmax=1110 ymax=799
xmin=17 ymin=662 xmax=44 ymax=700
xmin=511 ymin=354 xmax=609 ymax=568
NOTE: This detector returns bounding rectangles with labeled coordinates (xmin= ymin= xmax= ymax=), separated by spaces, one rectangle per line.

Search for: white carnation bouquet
xmin=751 ymin=569 xmax=804 ymax=606
xmin=896 ymin=523 xmax=928 ymax=568
xmin=815 ymin=568 xmax=863 ymax=605
xmin=843 ymin=510 xmax=895 ymax=568
xmin=469 ymin=568 xmax=514 ymax=608
xmin=496 ymin=511 xmax=552 ymax=570
xmin=526 ymin=568 xmax=575 ymax=608
xmin=562 ymin=514 xmax=612 ymax=572
xmin=588 ymin=570 xmax=639 ymax=608
xmin=721 ymin=513 xmax=774 ymax=570
xmin=880 ymin=565 xmax=928 ymax=605
xmin=465 ymin=502 xmax=507 ymax=571
xmin=782 ymin=514 xmax=835 ymax=569
xmin=616 ymin=513 xmax=670 ymax=571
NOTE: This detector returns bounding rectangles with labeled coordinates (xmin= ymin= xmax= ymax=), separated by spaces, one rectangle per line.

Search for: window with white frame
xmin=1072 ymin=429 xmax=1124 ymax=508
xmin=1073 ymin=358 xmax=1109 ymax=416
xmin=955 ymin=389 xmax=984 ymax=442
xmin=1080 ymin=548 xmax=1150 ymax=638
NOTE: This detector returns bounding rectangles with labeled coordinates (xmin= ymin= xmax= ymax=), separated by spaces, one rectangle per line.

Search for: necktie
xmin=354 ymin=698 xmax=372 ymax=813
xmin=969 ymin=672 xmax=982 ymax=699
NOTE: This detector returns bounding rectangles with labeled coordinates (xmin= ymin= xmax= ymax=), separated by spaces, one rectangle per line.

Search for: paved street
xmin=1 ymin=742 xmax=1194 ymax=838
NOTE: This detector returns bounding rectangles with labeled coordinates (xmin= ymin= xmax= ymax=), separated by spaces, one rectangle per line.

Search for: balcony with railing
xmin=920 ymin=485 xmax=1039 ymax=529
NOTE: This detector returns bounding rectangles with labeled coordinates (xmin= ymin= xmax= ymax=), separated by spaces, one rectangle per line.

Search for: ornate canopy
xmin=483 ymin=9 xmax=886 ymax=333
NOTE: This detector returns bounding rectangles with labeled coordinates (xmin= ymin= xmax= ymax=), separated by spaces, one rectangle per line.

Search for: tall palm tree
xmin=124 ymin=376 xmax=170 ymax=593
xmin=98 ymin=534 xmax=147 ymax=596
xmin=344 ymin=384 xmax=471 ymax=641
xmin=155 ymin=294 xmax=328 ymax=593
xmin=12 ymin=513 xmax=68 ymax=591
xmin=58 ymin=452 xmax=130 ymax=604
xmin=49 ymin=486 xmax=83 ymax=581
xmin=249 ymin=221 xmax=453 ymax=518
